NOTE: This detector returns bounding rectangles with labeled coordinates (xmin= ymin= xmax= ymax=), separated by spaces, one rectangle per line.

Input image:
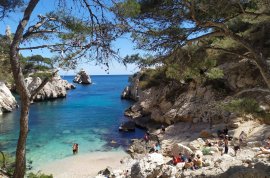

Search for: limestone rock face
xmin=25 ymin=74 xmax=75 ymax=102
xmin=73 ymin=70 xmax=91 ymax=84
xmin=121 ymin=72 xmax=141 ymax=101
xmin=0 ymin=82 xmax=17 ymax=114
xmin=122 ymin=60 xmax=270 ymax=128
xmin=130 ymin=153 xmax=164 ymax=178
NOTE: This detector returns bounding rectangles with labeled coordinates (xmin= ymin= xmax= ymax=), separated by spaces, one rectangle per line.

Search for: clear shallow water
xmin=0 ymin=75 xmax=144 ymax=168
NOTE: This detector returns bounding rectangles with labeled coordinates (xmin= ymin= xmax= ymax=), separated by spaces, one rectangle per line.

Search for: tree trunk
xmin=13 ymin=96 xmax=30 ymax=178
xmin=8 ymin=1 xmax=40 ymax=177
xmin=10 ymin=46 xmax=32 ymax=178
xmin=253 ymin=56 xmax=270 ymax=89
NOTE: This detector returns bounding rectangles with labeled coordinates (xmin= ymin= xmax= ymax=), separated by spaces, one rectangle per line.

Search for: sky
xmin=0 ymin=0 xmax=144 ymax=75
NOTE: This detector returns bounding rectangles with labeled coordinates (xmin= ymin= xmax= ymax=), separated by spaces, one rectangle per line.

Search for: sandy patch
xmin=33 ymin=151 xmax=129 ymax=178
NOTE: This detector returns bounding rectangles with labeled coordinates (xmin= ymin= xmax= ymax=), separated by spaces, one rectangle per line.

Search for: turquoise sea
xmin=0 ymin=75 xmax=144 ymax=168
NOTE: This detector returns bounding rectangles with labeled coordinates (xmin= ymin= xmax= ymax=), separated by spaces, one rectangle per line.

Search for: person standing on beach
xmin=224 ymin=135 xmax=229 ymax=154
xmin=73 ymin=143 xmax=79 ymax=155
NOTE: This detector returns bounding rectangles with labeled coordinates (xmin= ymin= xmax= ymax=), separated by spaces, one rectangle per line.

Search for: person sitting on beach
xmin=73 ymin=143 xmax=78 ymax=155
xmin=149 ymin=143 xmax=160 ymax=153
xmin=144 ymin=132 xmax=150 ymax=143
xmin=218 ymin=138 xmax=224 ymax=147
xmin=172 ymin=155 xmax=180 ymax=165
xmin=179 ymin=152 xmax=186 ymax=162
xmin=154 ymin=142 xmax=161 ymax=152
xmin=263 ymin=137 xmax=270 ymax=149
xmin=254 ymin=137 xmax=270 ymax=157
xmin=183 ymin=158 xmax=194 ymax=170
xmin=193 ymin=154 xmax=203 ymax=169
xmin=205 ymin=139 xmax=213 ymax=147
xmin=255 ymin=147 xmax=270 ymax=157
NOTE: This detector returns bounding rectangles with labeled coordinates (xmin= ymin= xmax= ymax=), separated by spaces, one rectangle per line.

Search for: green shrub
xmin=202 ymin=147 xmax=211 ymax=155
xmin=27 ymin=171 xmax=53 ymax=178
xmin=222 ymin=98 xmax=261 ymax=115
xmin=206 ymin=67 xmax=224 ymax=79
xmin=138 ymin=68 xmax=167 ymax=89
xmin=0 ymin=152 xmax=15 ymax=176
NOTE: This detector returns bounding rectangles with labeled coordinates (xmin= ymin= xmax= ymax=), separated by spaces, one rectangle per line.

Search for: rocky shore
xmin=0 ymin=74 xmax=75 ymax=113
xmin=0 ymin=81 xmax=17 ymax=115
xmin=25 ymin=74 xmax=75 ymax=102
xmin=95 ymin=120 xmax=270 ymax=178
xmin=96 ymin=61 xmax=270 ymax=178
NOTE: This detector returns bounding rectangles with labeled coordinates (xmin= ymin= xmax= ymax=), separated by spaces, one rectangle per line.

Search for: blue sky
xmin=0 ymin=0 xmax=143 ymax=75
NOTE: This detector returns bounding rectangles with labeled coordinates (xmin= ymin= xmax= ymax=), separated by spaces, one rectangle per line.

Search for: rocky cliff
xmin=113 ymin=59 xmax=270 ymax=178
xmin=25 ymin=74 xmax=75 ymax=102
xmin=123 ymin=60 xmax=270 ymax=128
xmin=0 ymin=82 xmax=17 ymax=114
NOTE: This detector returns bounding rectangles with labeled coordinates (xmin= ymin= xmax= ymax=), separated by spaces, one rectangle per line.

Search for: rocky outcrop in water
xmin=73 ymin=70 xmax=92 ymax=84
xmin=0 ymin=82 xmax=17 ymax=114
xmin=25 ymin=74 xmax=75 ymax=101
xmin=121 ymin=73 xmax=140 ymax=100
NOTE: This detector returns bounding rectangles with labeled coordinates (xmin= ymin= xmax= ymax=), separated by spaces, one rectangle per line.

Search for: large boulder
xmin=130 ymin=153 xmax=164 ymax=178
xmin=0 ymin=82 xmax=17 ymax=114
xmin=171 ymin=143 xmax=193 ymax=157
xmin=189 ymin=138 xmax=205 ymax=151
xmin=127 ymin=139 xmax=147 ymax=157
xmin=25 ymin=74 xmax=75 ymax=101
xmin=121 ymin=86 xmax=139 ymax=101
xmin=73 ymin=70 xmax=91 ymax=84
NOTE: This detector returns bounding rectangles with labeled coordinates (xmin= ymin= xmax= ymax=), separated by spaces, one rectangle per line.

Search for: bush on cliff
xmin=138 ymin=68 xmax=168 ymax=89
xmin=222 ymin=98 xmax=270 ymax=121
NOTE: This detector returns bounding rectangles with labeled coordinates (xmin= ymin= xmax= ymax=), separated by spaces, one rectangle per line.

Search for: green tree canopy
xmin=115 ymin=0 xmax=270 ymax=89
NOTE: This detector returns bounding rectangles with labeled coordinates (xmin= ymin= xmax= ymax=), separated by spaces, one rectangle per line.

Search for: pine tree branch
xmin=205 ymin=47 xmax=253 ymax=60
xmin=18 ymin=44 xmax=65 ymax=50
xmin=22 ymin=16 xmax=57 ymax=40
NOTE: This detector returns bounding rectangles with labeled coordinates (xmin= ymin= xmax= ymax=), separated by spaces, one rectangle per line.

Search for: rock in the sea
xmin=121 ymin=72 xmax=141 ymax=101
xmin=73 ymin=70 xmax=91 ymax=84
xmin=25 ymin=74 xmax=75 ymax=102
xmin=121 ymin=86 xmax=136 ymax=100
xmin=0 ymin=82 xmax=17 ymax=114
xmin=119 ymin=121 xmax=135 ymax=131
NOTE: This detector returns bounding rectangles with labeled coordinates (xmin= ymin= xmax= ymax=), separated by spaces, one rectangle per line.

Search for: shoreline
xmin=33 ymin=150 xmax=129 ymax=178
